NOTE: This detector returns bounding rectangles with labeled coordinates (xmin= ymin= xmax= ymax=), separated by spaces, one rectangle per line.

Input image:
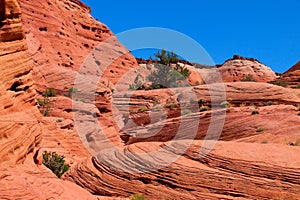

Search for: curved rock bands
xmin=116 ymin=83 xmax=300 ymax=144
xmin=0 ymin=0 xmax=24 ymax=42
xmin=65 ymin=141 xmax=300 ymax=199
xmin=0 ymin=0 xmax=42 ymax=166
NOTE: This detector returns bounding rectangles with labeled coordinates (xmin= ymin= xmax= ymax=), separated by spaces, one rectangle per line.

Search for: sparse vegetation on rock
xmin=256 ymin=127 xmax=264 ymax=132
xmin=147 ymin=50 xmax=191 ymax=89
xmin=220 ymin=101 xmax=232 ymax=108
xmin=252 ymin=110 xmax=260 ymax=115
xmin=129 ymin=193 xmax=148 ymax=200
xmin=200 ymin=106 xmax=210 ymax=112
xmin=67 ymin=87 xmax=78 ymax=97
xmin=164 ymin=103 xmax=178 ymax=109
xmin=241 ymin=74 xmax=256 ymax=82
xmin=43 ymin=88 xmax=57 ymax=97
xmin=182 ymin=109 xmax=192 ymax=115
xmin=36 ymin=97 xmax=51 ymax=116
xmin=291 ymin=83 xmax=300 ymax=89
xmin=268 ymin=80 xmax=289 ymax=88
xmin=130 ymin=50 xmax=191 ymax=90
xmin=42 ymin=151 xmax=70 ymax=178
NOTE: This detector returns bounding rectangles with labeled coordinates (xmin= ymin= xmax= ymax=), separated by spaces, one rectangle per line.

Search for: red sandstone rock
xmin=1 ymin=0 xmax=300 ymax=199
xmin=64 ymin=140 xmax=300 ymax=199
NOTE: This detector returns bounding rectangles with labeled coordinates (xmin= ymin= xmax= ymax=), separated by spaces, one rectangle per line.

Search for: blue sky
xmin=81 ymin=0 xmax=300 ymax=73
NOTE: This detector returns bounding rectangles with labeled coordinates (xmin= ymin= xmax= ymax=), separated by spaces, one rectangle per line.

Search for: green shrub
xmin=182 ymin=109 xmax=191 ymax=115
xmin=268 ymin=80 xmax=289 ymax=88
xmin=256 ymin=127 xmax=264 ymax=132
xmin=252 ymin=110 xmax=259 ymax=115
xmin=220 ymin=101 xmax=231 ymax=108
xmin=241 ymin=74 xmax=256 ymax=82
xmin=129 ymin=73 xmax=145 ymax=90
xmin=36 ymin=98 xmax=47 ymax=107
xmin=43 ymin=88 xmax=57 ymax=97
xmin=291 ymin=83 xmax=300 ymax=89
xmin=197 ymin=99 xmax=207 ymax=106
xmin=68 ymin=87 xmax=78 ymax=97
xmin=42 ymin=151 xmax=70 ymax=178
xmin=240 ymin=102 xmax=247 ymax=107
xmin=129 ymin=193 xmax=148 ymax=200
xmin=138 ymin=106 xmax=149 ymax=112
xmin=266 ymin=101 xmax=277 ymax=106
xmin=80 ymin=98 xmax=86 ymax=103
xmin=36 ymin=97 xmax=51 ymax=116
xmin=147 ymin=49 xmax=191 ymax=89
xmin=200 ymin=106 xmax=209 ymax=112
xmin=164 ymin=103 xmax=178 ymax=109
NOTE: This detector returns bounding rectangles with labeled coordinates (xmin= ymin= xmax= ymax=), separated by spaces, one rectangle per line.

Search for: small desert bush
xmin=256 ymin=127 xmax=264 ymax=132
xmin=36 ymin=97 xmax=51 ymax=116
xmin=241 ymin=74 xmax=256 ymax=82
xmin=252 ymin=110 xmax=259 ymax=115
xmin=164 ymin=103 xmax=178 ymax=109
xmin=291 ymin=83 xmax=300 ymax=89
xmin=197 ymin=99 xmax=207 ymax=105
xmin=182 ymin=109 xmax=191 ymax=115
xmin=240 ymin=102 xmax=247 ymax=107
xmin=268 ymin=80 xmax=289 ymax=88
xmin=220 ymin=101 xmax=232 ymax=108
xmin=129 ymin=193 xmax=148 ymax=200
xmin=42 ymin=151 xmax=70 ymax=178
xmin=138 ymin=106 xmax=149 ymax=112
xmin=68 ymin=87 xmax=78 ymax=97
xmin=266 ymin=101 xmax=277 ymax=106
xmin=200 ymin=106 xmax=210 ymax=112
xmin=43 ymin=88 xmax=57 ymax=97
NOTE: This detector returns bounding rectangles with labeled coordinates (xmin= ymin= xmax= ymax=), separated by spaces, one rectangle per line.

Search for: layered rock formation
xmin=0 ymin=0 xmax=41 ymax=167
xmin=65 ymin=140 xmax=300 ymax=200
xmin=64 ymin=82 xmax=300 ymax=199
xmin=134 ymin=55 xmax=277 ymax=88
xmin=217 ymin=55 xmax=277 ymax=82
xmin=19 ymin=0 xmax=137 ymax=92
xmin=114 ymin=82 xmax=300 ymax=144
xmin=280 ymin=61 xmax=300 ymax=85
xmin=0 ymin=0 xmax=100 ymax=199
xmin=1 ymin=0 xmax=300 ymax=199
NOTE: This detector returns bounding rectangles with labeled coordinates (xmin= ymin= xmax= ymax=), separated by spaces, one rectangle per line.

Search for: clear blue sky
xmin=81 ymin=0 xmax=300 ymax=73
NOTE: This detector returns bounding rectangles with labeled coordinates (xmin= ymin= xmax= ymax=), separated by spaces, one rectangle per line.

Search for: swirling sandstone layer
xmin=0 ymin=0 xmax=41 ymax=166
xmin=65 ymin=140 xmax=300 ymax=199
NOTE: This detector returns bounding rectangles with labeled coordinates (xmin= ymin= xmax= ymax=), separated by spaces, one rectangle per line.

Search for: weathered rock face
xmin=19 ymin=0 xmax=137 ymax=92
xmin=0 ymin=0 xmax=41 ymax=166
xmin=16 ymin=0 xmax=138 ymax=157
xmin=0 ymin=1 xmax=99 ymax=199
xmin=280 ymin=61 xmax=300 ymax=84
xmin=218 ymin=55 xmax=277 ymax=82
